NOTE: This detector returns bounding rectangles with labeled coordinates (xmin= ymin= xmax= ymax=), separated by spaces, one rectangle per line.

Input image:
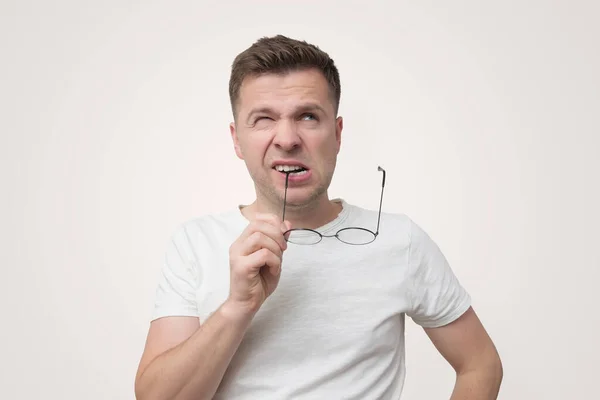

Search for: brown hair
xmin=228 ymin=35 xmax=341 ymax=118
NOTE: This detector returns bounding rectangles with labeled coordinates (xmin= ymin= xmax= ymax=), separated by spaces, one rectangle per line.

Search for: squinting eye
xmin=302 ymin=114 xmax=317 ymax=121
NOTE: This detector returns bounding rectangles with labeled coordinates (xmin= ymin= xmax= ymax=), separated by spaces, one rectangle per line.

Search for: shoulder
xmin=166 ymin=208 xmax=246 ymax=254
xmin=175 ymin=208 xmax=244 ymax=234
xmin=342 ymin=199 xmax=414 ymax=234
xmin=342 ymin=199 xmax=443 ymax=252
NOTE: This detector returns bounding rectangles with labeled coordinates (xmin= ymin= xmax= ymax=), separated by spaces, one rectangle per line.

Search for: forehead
xmin=237 ymin=68 xmax=333 ymax=114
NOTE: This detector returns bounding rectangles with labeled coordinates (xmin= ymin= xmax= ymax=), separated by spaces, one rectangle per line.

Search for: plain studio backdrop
xmin=1 ymin=1 xmax=598 ymax=399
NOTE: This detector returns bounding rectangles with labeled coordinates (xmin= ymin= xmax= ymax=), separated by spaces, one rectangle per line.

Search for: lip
xmin=271 ymin=160 xmax=310 ymax=170
xmin=273 ymin=168 xmax=312 ymax=184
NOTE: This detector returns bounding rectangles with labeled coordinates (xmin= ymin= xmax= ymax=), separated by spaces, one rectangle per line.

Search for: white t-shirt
xmin=152 ymin=199 xmax=471 ymax=399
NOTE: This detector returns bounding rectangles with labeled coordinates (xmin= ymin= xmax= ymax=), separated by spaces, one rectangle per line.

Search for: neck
xmin=240 ymin=193 xmax=343 ymax=230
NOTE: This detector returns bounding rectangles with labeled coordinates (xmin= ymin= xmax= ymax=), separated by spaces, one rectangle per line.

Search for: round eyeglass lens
xmin=285 ymin=229 xmax=322 ymax=245
xmin=336 ymin=228 xmax=376 ymax=245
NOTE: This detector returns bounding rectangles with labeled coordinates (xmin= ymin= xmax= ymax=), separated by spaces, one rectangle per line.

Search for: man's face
xmin=230 ymin=68 xmax=343 ymax=210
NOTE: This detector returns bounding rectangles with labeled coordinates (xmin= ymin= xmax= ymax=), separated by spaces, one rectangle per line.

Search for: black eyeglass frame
xmin=281 ymin=166 xmax=386 ymax=245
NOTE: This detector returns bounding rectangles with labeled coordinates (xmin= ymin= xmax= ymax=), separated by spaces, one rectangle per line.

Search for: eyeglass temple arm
xmin=283 ymin=168 xmax=384 ymax=232
xmin=376 ymin=166 xmax=386 ymax=235
xmin=282 ymin=172 xmax=290 ymax=221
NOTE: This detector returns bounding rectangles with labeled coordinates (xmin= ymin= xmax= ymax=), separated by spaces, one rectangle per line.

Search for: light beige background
xmin=1 ymin=0 xmax=598 ymax=399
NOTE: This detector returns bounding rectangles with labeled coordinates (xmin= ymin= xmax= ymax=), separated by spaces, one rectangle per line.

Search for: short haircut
xmin=229 ymin=34 xmax=341 ymax=117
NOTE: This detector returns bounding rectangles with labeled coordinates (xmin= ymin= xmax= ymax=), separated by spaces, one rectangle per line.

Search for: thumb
xmin=284 ymin=220 xmax=292 ymax=231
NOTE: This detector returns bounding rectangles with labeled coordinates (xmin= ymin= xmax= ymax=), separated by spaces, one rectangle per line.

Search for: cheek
xmin=316 ymin=134 xmax=340 ymax=156
xmin=240 ymin=135 xmax=270 ymax=163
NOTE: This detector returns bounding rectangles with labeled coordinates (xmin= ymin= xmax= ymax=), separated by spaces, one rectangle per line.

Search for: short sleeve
xmin=406 ymin=218 xmax=471 ymax=328
xmin=151 ymin=225 xmax=201 ymax=321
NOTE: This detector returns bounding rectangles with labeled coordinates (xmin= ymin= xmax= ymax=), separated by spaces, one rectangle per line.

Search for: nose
xmin=273 ymin=120 xmax=301 ymax=151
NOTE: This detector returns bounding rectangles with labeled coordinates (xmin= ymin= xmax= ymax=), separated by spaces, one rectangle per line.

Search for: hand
xmin=227 ymin=213 xmax=291 ymax=317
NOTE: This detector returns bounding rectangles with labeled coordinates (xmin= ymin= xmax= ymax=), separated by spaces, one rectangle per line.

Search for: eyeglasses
xmin=281 ymin=166 xmax=386 ymax=245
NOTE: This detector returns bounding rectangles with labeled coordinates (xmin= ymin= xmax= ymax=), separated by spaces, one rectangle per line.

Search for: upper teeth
xmin=275 ymin=165 xmax=304 ymax=172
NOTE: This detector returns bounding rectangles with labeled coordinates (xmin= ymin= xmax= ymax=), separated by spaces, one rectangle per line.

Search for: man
xmin=134 ymin=35 xmax=503 ymax=399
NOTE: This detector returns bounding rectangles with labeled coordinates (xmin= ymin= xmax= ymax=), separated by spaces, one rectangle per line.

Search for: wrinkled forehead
xmin=237 ymin=69 xmax=335 ymax=116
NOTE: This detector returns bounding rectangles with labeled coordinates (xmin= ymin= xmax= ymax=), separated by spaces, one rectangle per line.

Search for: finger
xmin=254 ymin=213 xmax=288 ymax=233
xmin=248 ymin=220 xmax=288 ymax=251
xmin=245 ymin=248 xmax=281 ymax=276
xmin=239 ymin=231 xmax=283 ymax=258
xmin=265 ymin=257 xmax=282 ymax=277
xmin=238 ymin=218 xmax=284 ymax=241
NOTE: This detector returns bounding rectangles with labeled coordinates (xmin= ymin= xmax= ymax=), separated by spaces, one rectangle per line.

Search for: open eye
xmin=301 ymin=113 xmax=317 ymax=121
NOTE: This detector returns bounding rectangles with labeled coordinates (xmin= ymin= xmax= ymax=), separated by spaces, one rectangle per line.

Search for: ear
xmin=230 ymin=122 xmax=244 ymax=160
xmin=335 ymin=116 xmax=343 ymax=153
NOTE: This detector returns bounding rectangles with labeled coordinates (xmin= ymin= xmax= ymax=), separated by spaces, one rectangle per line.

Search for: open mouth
xmin=273 ymin=165 xmax=309 ymax=176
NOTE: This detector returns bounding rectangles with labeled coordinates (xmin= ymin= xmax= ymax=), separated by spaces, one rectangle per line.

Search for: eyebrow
xmin=246 ymin=107 xmax=272 ymax=124
xmin=245 ymin=103 xmax=328 ymax=124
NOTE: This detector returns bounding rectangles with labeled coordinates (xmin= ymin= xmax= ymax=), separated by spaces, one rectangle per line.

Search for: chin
xmin=285 ymin=187 xmax=326 ymax=207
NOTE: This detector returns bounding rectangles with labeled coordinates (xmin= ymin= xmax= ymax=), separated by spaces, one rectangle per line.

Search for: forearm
xmin=449 ymin=362 xmax=503 ymax=400
xmin=135 ymin=301 xmax=254 ymax=400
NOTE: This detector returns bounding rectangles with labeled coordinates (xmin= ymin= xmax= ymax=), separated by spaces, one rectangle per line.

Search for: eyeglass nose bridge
xmin=283 ymin=227 xmax=378 ymax=245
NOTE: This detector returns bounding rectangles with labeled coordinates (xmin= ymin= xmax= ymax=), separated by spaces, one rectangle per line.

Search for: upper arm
xmin=135 ymin=316 xmax=201 ymax=383
xmin=404 ymin=219 xmax=501 ymax=373
xmin=405 ymin=218 xmax=472 ymax=327
xmin=424 ymin=306 xmax=501 ymax=374
xmin=137 ymin=224 xmax=204 ymax=382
